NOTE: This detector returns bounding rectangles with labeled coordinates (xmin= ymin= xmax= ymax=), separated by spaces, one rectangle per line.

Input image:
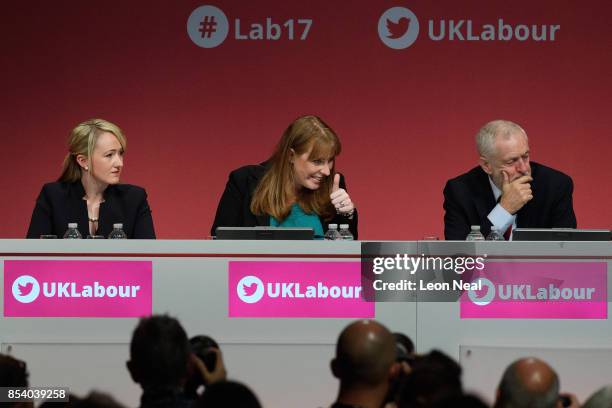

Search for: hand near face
xmin=190 ymin=349 xmax=227 ymax=385
xmin=499 ymin=171 xmax=533 ymax=214
xmin=330 ymin=174 xmax=355 ymax=215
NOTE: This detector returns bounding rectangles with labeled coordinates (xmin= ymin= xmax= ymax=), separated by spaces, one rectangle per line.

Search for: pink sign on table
xmin=460 ymin=262 xmax=607 ymax=319
xmin=229 ymin=261 xmax=374 ymax=318
xmin=4 ymin=260 xmax=152 ymax=317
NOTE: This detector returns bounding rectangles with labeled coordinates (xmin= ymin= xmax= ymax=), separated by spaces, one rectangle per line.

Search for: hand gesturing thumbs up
xmin=330 ymin=173 xmax=355 ymax=216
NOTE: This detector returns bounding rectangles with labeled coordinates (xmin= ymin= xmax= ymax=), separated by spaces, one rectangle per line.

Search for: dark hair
xmin=70 ymin=391 xmax=126 ymax=408
xmin=431 ymin=394 xmax=489 ymax=408
xmin=197 ymin=381 xmax=262 ymax=408
xmin=0 ymin=354 xmax=29 ymax=408
xmin=0 ymin=354 xmax=28 ymax=386
xmin=129 ymin=315 xmax=190 ymax=388
xmin=398 ymin=350 xmax=463 ymax=408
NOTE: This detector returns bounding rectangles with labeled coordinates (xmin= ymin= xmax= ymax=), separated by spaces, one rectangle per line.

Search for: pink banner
xmin=229 ymin=261 xmax=374 ymax=318
xmin=4 ymin=260 xmax=152 ymax=317
xmin=460 ymin=262 xmax=607 ymax=319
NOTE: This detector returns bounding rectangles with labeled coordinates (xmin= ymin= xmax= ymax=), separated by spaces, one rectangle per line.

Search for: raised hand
xmin=330 ymin=173 xmax=355 ymax=215
xmin=190 ymin=349 xmax=227 ymax=385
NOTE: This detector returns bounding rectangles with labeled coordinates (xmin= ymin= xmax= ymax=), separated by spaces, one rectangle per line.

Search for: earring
xmin=85 ymin=166 xmax=89 ymax=171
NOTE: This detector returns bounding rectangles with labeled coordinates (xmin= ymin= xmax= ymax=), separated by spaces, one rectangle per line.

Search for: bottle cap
xmin=340 ymin=224 xmax=349 ymax=229
xmin=113 ymin=223 xmax=123 ymax=229
xmin=68 ymin=223 xmax=78 ymax=228
xmin=470 ymin=225 xmax=481 ymax=231
xmin=328 ymin=224 xmax=338 ymax=229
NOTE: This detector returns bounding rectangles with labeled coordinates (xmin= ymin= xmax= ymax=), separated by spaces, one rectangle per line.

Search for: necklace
xmin=88 ymin=217 xmax=99 ymax=223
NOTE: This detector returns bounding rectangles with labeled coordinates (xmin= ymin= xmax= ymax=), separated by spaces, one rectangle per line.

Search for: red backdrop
xmin=1 ymin=1 xmax=610 ymax=239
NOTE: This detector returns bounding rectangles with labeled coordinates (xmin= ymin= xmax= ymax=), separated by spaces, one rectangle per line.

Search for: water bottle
xmin=465 ymin=225 xmax=485 ymax=241
xmin=486 ymin=227 xmax=505 ymax=241
xmin=324 ymin=224 xmax=342 ymax=240
xmin=63 ymin=223 xmax=82 ymax=239
xmin=339 ymin=224 xmax=354 ymax=240
xmin=108 ymin=223 xmax=127 ymax=239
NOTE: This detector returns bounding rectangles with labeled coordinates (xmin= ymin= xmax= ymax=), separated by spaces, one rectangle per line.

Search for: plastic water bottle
xmin=108 ymin=223 xmax=127 ymax=239
xmin=324 ymin=224 xmax=342 ymax=240
xmin=339 ymin=224 xmax=354 ymax=240
xmin=486 ymin=227 xmax=505 ymax=241
xmin=63 ymin=223 xmax=82 ymax=239
xmin=465 ymin=225 xmax=485 ymax=241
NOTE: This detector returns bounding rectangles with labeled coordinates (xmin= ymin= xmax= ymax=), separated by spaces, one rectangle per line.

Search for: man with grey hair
xmin=443 ymin=119 xmax=576 ymax=240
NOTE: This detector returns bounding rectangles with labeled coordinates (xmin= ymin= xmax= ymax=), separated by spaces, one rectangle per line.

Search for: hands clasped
xmin=330 ymin=174 xmax=355 ymax=216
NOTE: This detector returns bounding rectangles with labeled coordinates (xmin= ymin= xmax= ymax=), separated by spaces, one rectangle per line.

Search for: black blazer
xmin=443 ymin=162 xmax=577 ymax=240
xmin=211 ymin=163 xmax=358 ymax=239
xmin=26 ymin=181 xmax=156 ymax=239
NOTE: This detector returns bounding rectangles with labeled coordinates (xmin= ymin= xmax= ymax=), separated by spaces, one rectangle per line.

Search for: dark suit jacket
xmin=443 ymin=162 xmax=576 ymax=240
xmin=26 ymin=181 xmax=156 ymax=239
xmin=211 ymin=163 xmax=358 ymax=239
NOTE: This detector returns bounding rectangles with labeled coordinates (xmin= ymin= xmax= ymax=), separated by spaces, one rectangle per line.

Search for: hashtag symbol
xmin=199 ymin=15 xmax=217 ymax=38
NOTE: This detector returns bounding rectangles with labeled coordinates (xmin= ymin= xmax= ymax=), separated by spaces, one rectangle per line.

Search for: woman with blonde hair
xmin=27 ymin=118 xmax=155 ymax=238
xmin=211 ymin=115 xmax=357 ymax=239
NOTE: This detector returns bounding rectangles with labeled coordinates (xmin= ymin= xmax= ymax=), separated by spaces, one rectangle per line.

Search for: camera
xmin=185 ymin=335 xmax=220 ymax=398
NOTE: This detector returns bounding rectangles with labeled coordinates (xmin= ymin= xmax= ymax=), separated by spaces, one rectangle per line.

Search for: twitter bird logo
xmin=18 ymin=282 xmax=34 ymax=296
xmin=236 ymin=276 xmax=265 ymax=304
xmin=242 ymin=282 xmax=259 ymax=297
xmin=12 ymin=275 xmax=41 ymax=304
xmin=378 ymin=7 xmax=420 ymax=49
xmin=386 ymin=17 xmax=411 ymax=39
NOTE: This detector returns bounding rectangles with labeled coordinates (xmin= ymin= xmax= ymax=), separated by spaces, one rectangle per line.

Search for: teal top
xmin=270 ymin=203 xmax=324 ymax=239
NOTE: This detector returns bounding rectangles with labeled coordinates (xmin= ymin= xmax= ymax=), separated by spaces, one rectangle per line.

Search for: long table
xmin=1 ymin=240 xmax=610 ymax=406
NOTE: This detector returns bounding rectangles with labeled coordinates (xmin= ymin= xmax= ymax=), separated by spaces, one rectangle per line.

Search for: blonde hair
xmin=251 ymin=115 xmax=341 ymax=222
xmin=58 ymin=118 xmax=126 ymax=182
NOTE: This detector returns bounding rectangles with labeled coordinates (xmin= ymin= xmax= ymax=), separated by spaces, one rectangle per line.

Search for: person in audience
xmin=397 ymin=350 xmax=463 ymax=408
xmin=330 ymin=319 xmax=399 ymax=408
xmin=384 ymin=332 xmax=416 ymax=407
xmin=582 ymin=385 xmax=612 ymax=408
xmin=127 ymin=315 xmax=226 ymax=408
xmin=0 ymin=354 xmax=32 ymax=408
xmin=26 ymin=118 xmax=155 ymax=239
xmin=127 ymin=315 xmax=194 ymax=408
xmin=394 ymin=332 xmax=415 ymax=362
xmin=443 ymin=119 xmax=576 ymax=240
xmin=196 ymin=381 xmax=261 ymax=408
xmin=429 ymin=394 xmax=489 ymax=408
xmin=184 ymin=335 xmax=222 ymax=399
xmin=211 ymin=115 xmax=358 ymax=239
xmin=494 ymin=357 xmax=562 ymax=408
xmin=70 ymin=391 xmax=127 ymax=408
